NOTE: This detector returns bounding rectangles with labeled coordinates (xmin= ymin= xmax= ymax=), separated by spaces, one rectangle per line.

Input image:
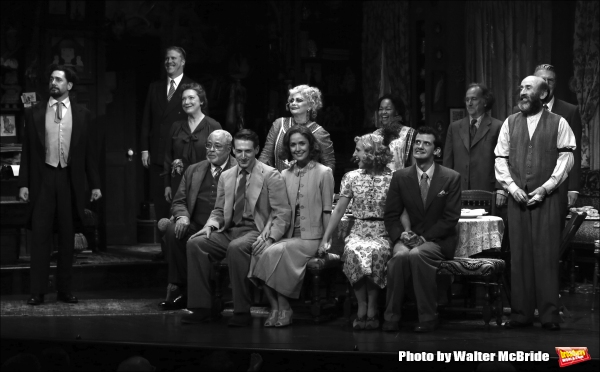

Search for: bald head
xmin=517 ymin=76 xmax=548 ymax=115
xmin=206 ymin=130 xmax=232 ymax=166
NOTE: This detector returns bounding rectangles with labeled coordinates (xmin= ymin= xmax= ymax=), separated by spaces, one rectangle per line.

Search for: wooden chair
xmin=437 ymin=190 xmax=506 ymax=329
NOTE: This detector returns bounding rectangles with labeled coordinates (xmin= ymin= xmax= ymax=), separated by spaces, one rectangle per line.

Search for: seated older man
xmin=159 ymin=130 xmax=236 ymax=310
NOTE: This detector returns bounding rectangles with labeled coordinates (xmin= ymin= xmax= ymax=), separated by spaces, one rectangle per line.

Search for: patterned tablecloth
xmin=454 ymin=216 xmax=504 ymax=258
xmin=330 ymin=215 xmax=504 ymax=258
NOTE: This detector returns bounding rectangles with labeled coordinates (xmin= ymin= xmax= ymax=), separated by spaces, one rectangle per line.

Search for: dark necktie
xmin=167 ymin=79 xmax=176 ymax=101
xmin=232 ymin=169 xmax=247 ymax=225
xmin=469 ymin=119 xmax=478 ymax=145
xmin=543 ymin=104 xmax=549 ymax=111
xmin=213 ymin=167 xmax=222 ymax=181
xmin=54 ymin=102 xmax=63 ymax=124
xmin=420 ymin=173 xmax=429 ymax=205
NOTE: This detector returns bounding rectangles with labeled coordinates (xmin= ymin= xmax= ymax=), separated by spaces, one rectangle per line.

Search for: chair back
xmin=559 ymin=211 xmax=587 ymax=257
xmin=461 ymin=190 xmax=496 ymax=216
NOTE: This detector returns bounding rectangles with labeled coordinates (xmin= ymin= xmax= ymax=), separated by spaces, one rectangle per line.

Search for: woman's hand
xmin=317 ymin=240 xmax=331 ymax=257
xmin=165 ymin=187 xmax=172 ymax=203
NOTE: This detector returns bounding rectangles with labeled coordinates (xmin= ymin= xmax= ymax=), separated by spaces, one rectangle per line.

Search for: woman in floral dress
xmin=319 ymin=133 xmax=394 ymax=330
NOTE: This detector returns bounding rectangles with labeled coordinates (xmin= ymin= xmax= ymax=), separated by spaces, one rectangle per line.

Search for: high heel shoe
xmin=275 ymin=309 xmax=293 ymax=327
xmin=353 ymin=315 xmax=366 ymax=330
xmin=264 ymin=310 xmax=279 ymax=327
xmin=365 ymin=314 xmax=380 ymax=330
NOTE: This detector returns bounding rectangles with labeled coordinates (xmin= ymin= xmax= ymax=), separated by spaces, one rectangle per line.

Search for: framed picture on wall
xmin=449 ymin=108 xmax=467 ymax=124
xmin=47 ymin=30 xmax=95 ymax=82
xmin=1 ymin=115 xmax=17 ymax=138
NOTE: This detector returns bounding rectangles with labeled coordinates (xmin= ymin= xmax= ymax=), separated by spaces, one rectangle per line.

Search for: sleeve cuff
xmin=507 ymin=182 xmax=520 ymax=195
xmin=141 ymin=150 xmax=148 ymax=154
xmin=496 ymin=189 xmax=507 ymax=196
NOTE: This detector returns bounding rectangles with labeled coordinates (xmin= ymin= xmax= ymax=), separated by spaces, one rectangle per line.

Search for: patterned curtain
xmin=465 ymin=1 xmax=553 ymax=121
xmin=362 ymin=1 xmax=411 ymax=127
xmin=572 ymin=0 xmax=600 ymax=170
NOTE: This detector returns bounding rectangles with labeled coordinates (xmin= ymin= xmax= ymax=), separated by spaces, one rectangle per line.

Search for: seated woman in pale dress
xmin=319 ymin=133 xmax=406 ymax=330
xmin=373 ymin=94 xmax=415 ymax=171
xmin=249 ymin=126 xmax=334 ymax=328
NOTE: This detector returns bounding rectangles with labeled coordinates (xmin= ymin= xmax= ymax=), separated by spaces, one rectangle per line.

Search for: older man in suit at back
xmin=384 ymin=126 xmax=462 ymax=333
xmin=140 ymin=46 xmax=196 ymax=260
xmin=158 ymin=130 xmax=236 ymax=310
xmin=182 ymin=129 xmax=291 ymax=327
xmin=444 ymin=83 xmax=505 ymax=205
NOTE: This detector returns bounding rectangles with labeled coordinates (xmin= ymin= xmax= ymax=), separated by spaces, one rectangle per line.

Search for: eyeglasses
xmin=464 ymin=97 xmax=480 ymax=103
xmin=205 ymin=143 xmax=225 ymax=151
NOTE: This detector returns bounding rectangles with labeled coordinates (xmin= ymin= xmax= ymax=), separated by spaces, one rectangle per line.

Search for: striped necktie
xmin=420 ymin=173 xmax=429 ymax=205
xmin=167 ymin=79 xmax=176 ymax=101
xmin=232 ymin=169 xmax=247 ymax=226
xmin=213 ymin=167 xmax=222 ymax=181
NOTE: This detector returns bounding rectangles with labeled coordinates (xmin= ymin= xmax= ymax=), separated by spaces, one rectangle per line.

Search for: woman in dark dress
xmin=163 ymin=83 xmax=221 ymax=202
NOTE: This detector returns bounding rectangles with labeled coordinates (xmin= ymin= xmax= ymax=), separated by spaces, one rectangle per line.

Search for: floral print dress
xmin=339 ymin=168 xmax=392 ymax=288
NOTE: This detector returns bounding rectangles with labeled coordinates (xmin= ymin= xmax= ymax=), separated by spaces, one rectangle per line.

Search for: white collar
xmin=49 ymin=97 xmax=71 ymax=109
xmin=168 ymin=73 xmax=184 ymax=87
xmin=416 ymin=162 xmax=435 ymax=181
xmin=469 ymin=113 xmax=484 ymax=127
xmin=211 ymin=157 xmax=229 ymax=172
xmin=546 ymin=96 xmax=555 ymax=111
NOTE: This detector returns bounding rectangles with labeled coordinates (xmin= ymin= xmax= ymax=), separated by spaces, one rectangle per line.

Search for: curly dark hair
xmin=354 ymin=134 xmax=392 ymax=174
xmin=467 ymin=83 xmax=495 ymax=111
xmin=377 ymin=94 xmax=406 ymax=123
xmin=278 ymin=125 xmax=321 ymax=162
xmin=48 ymin=64 xmax=78 ymax=85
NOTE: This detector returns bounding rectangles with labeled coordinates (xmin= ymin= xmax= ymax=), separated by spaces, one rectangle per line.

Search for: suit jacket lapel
xmin=188 ymin=162 xmax=209 ymax=213
xmin=425 ymin=164 xmax=447 ymax=211
xmin=162 ymin=75 xmax=187 ymax=118
xmin=407 ymin=165 xmax=425 ymax=215
xmin=70 ymin=104 xmax=82 ymax=149
xmin=246 ymin=161 xmax=265 ymax=212
xmin=223 ymin=165 xmax=238 ymax=227
xmin=34 ymin=102 xmax=46 ymax=146
xmin=471 ymin=114 xmax=491 ymax=147
xmin=459 ymin=117 xmax=470 ymax=150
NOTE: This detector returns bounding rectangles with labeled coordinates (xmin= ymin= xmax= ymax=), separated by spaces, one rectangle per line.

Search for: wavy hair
xmin=180 ymin=83 xmax=208 ymax=112
xmin=278 ymin=125 xmax=321 ymax=162
xmin=354 ymin=133 xmax=392 ymax=173
xmin=286 ymin=85 xmax=323 ymax=120
xmin=467 ymin=83 xmax=495 ymax=111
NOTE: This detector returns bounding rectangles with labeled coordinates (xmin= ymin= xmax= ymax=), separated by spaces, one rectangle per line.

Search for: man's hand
xmin=189 ymin=226 xmax=212 ymax=241
xmin=165 ymin=187 xmax=172 ymax=203
xmin=567 ymin=191 xmax=578 ymax=208
xmin=19 ymin=187 xmax=29 ymax=202
xmin=90 ymin=189 xmax=102 ymax=201
xmin=174 ymin=216 xmax=190 ymax=239
xmin=252 ymin=237 xmax=273 ymax=256
xmin=141 ymin=152 xmax=150 ymax=168
xmin=405 ymin=235 xmax=427 ymax=248
xmin=496 ymin=192 xmax=507 ymax=207
xmin=527 ymin=186 xmax=547 ymax=206
xmin=511 ymin=188 xmax=529 ymax=205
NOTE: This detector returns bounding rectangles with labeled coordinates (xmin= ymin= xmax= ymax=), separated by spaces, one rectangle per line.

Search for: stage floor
xmin=1 ymin=288 xmax=598 ymax=370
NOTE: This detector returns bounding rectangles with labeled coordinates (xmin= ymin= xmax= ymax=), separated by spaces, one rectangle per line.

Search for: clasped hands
xmin=512 ymin=186 xmax=547 ymax=206
xmin=400 ymin=231 xmax=426 ymax=248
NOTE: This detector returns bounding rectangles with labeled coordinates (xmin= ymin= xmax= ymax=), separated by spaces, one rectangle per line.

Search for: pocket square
xmin=437 ymin=190 xmax=447 ymax=197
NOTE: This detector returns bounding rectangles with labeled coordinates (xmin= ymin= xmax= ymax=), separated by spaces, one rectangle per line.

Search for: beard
xmin=49 ymin=87 xmax=62 ymax=98
xmin=518 ymin=93 xmax=543 ymax=116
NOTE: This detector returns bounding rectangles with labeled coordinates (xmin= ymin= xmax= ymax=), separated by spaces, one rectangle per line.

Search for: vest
xmin=508 ymin=110 xmax=559 ymax=191
xmin=45 ymin=102 xmax=73 ymax=167
xmin=191 ymin=168 xmax=218 ymax=226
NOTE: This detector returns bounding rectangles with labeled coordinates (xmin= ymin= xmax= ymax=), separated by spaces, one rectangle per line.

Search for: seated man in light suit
xmin=159 ymin=130 xmax=237 ymax=310
xmin=182 ymin=129 xmax=291 ymax=327
xmin=383 ymin=126 xmax=462 ymax=333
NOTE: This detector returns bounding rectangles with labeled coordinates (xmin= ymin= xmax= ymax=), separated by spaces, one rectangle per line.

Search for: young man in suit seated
xmin=159 ymin=130 xmax=237 ymax=310
xmin=383 ymin=126 xmax=462 ymax=332
xmin=182 ymin=129 xmax=291 ymax=327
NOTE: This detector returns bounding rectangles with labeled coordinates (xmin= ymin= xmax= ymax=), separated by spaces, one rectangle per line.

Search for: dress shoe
xmin=264 ymin=310 xmax=279 ymax=327
xmin=27 ymin=294 xmax=44 ymax=306
xmin=275 ymin=309 xmax=293 ymax=327
xmin=414 ymin=319 xmax=439 ymax=333
xmin=365 ymin=314 xmax=380 ymax=330
xmin=228 ymin=312 xmax=253 ymax=327
xmin=159 ymin=296 xmax=187 ymax=311
xmin=542 ymin=322 xmax=560 ymax=331
xmin=181 ymin=308 xmax=212 ymax=324
xmin=382 ymin=320 xmax=399 ymax=332
xmin=152 ymin=252 xmax=165 ymax=261
xmin=57 ymin=292 xmax=78 ymax=303
xmin=503 ymin=320 xmax=533 ymax=329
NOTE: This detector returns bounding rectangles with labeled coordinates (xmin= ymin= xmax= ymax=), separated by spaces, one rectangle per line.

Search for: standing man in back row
xmin=140 ymin=46 xmax=196 ymax=260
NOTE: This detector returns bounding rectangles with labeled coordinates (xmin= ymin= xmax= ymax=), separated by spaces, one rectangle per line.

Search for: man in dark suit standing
xmin=158 ymin=130 xmax=237 ymax=310
xmin=181 ymin=129 xmax=291 ymax=327
xmin=383 ymin=126 xmax=461 ymax=332
xmin=140 ymin=46 xmax=196 ymax=260
xmin=18 ymin=65 xmax=101 ymax=305
xmin=534 ymin=64 xmax=582 ymax=217
xmin=444 ymin=83 xmax=505 ymax=205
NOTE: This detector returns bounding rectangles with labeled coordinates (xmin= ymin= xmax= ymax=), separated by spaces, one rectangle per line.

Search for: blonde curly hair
xmin=354 ymin=133 xmax=392 ymax=173
xmin=286 ymin=85 xmax=323 ymax=120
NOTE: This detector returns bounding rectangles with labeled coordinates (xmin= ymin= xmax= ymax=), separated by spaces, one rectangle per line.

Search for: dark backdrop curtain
xmin=572 ymin=0 xmax=599 ymax=170
xmin=362 ymin=1 xmax=411 ymax=127
xmin=465 ymin=1 xmax=552 ymax=121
